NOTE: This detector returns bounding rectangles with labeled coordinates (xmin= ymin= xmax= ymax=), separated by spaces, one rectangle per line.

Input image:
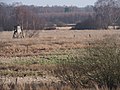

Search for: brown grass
xmin=0 ymin=30 xmax=120 ymax=57
xmin=0 ymin=30 xmax=120 ymax=90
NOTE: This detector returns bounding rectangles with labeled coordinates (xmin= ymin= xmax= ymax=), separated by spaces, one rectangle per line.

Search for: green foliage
xmin=64 ymin=7 xmax=71 ymax=13
xmin=12 ymin=55 xmax=69 ymax=65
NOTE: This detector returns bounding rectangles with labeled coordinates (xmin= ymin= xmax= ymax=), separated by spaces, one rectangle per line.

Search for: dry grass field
xmin=0 ymin=29 xmax=120 ymax=90
xmin=0 ymin=29 xmax=120 ymax=57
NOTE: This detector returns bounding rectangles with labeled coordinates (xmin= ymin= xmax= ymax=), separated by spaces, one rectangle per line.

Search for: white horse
xmin=13 ymin=25 xmax=24 ymax=38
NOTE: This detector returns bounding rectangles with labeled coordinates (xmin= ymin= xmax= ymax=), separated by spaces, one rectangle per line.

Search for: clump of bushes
xmin=54 ymin=37 xmax=120 ymax=90
xmin=75 ymin=16 xmax=99 ymax=30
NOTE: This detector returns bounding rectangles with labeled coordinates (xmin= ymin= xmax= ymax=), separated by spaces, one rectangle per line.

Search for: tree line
xmin=76 ymin=0 xmax=120 ymax=30
xmin=0 ymin=2 xmax=93 ymax=31
xmin=0 ymin=0 xmax=120 ymax=31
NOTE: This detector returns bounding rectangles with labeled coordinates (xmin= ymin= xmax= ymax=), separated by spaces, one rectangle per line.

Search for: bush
xmin=75 ymin=16 xmax=99 ymax=30
xmin=54 ymin=37 xmax=120 ymax=90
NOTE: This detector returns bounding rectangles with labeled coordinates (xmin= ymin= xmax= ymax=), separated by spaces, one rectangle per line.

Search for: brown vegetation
xmin=0 ymin=30 xmax=120 ymax=90
xmin=0 ymin=30 xmax=119 ymax=57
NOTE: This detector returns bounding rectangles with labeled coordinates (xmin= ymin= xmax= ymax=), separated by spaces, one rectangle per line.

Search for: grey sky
xmin=0 ymin=0 xmax=97 ymax=7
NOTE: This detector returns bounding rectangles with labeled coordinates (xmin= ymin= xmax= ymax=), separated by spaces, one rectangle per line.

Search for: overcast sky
xmin=0 ymin=0 xmax=97 ymax=7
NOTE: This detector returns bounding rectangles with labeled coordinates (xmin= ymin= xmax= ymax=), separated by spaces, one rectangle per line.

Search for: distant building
xmin=44 ymin=24 xmax=76 ymax=30
xmin=44 ymin=24 xmax=56 ymax=30
xmin=56 ymin=24 xmax=76 ymax=30
xmin=108 ymin=26 xmax=120 ymax=30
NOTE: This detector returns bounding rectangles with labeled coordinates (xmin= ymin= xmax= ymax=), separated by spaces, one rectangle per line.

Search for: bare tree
xmin=14 ymin=5 xmax=27 ymax=28
xmin=0 ymin=2 xmax=94 ymax=31
xmin=94 ymin=0 xmax=120 ymax=29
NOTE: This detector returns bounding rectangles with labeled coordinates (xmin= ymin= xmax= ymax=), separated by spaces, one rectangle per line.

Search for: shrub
xmin=75 ymin=16 xmax=99 ymax=30
xmin=54 ymin=37 xmax=120 ymax=90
